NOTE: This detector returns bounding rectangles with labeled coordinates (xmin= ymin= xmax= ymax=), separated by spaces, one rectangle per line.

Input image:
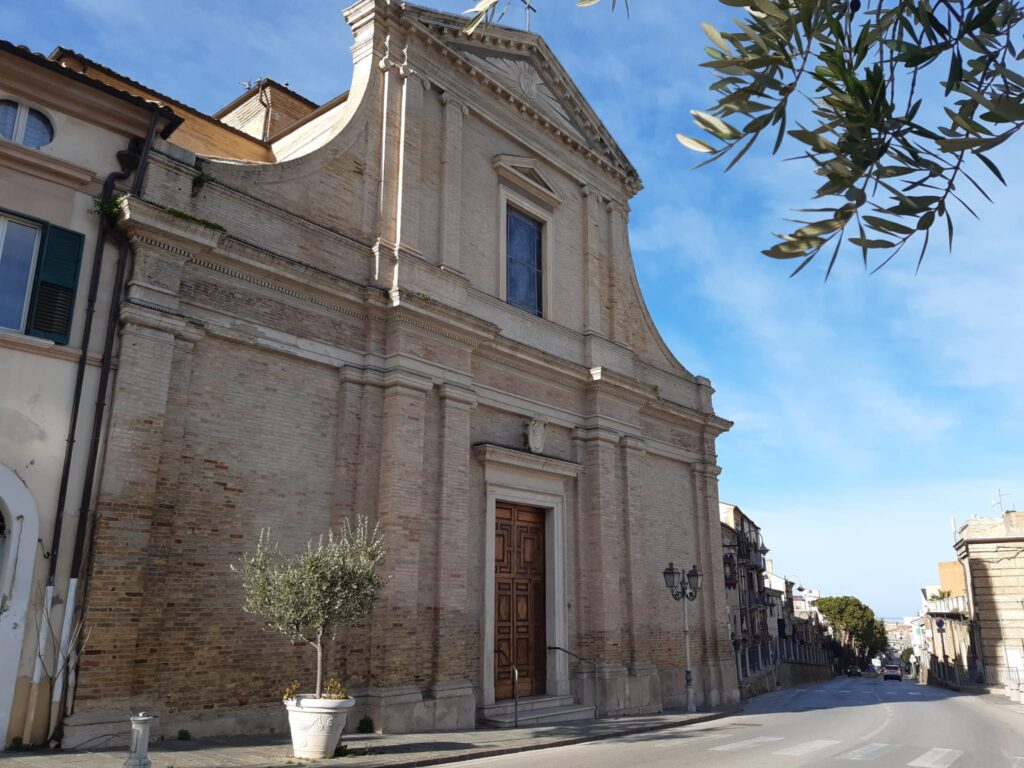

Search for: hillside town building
xmin=0 ymin=0 xmax=739 ymax=747
xmin=955 ymin=510 xmax=1024 ymax=692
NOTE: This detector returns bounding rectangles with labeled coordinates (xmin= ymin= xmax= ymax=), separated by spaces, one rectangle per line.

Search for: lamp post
xmin=663 ymin=562 xmax=703 ymax=713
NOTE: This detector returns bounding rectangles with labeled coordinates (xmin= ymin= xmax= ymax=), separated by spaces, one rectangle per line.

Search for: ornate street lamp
xmin=663 ymin=562 xmax=702 ymax=712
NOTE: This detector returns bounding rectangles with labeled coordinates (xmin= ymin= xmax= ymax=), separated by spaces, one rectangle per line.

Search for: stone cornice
xmin=119 ymin=300 xmax=202 ymax=340
xmin=382 ymin=366 xmax=434 ymax=395
xmin=572 ymin=426 xmax=621 ymax=446
xmin=439 ymin=382 xmax=478 ymax=408
xmin=473 ymin=443 xmax=581 ymax=479
xmin=0 ymin=140 xmax=96 ymax=189
xmin=187 ymin=251 xmax=372 ymax=324
xmin=386 ymin=294 xmax=500 ymax=348
xmin=118 ymin=197 xmax=224 ymax=256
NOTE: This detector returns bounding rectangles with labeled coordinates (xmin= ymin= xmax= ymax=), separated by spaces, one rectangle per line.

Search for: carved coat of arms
xmin=526 ymin=417 xmax=546 ymax=454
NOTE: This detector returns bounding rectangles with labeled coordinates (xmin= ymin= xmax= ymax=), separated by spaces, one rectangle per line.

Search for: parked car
xmin=845 ymin=666 xmax=862 ymax=677
xmin=883 ymin=664 xmax=902 ymax=681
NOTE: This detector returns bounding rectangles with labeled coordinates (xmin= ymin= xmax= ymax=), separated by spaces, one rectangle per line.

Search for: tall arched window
xmin=0 ymin=99 xmax=54 ymax=149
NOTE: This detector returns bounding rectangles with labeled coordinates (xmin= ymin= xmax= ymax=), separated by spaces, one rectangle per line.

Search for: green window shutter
xmin=26 ymin=224 xmax=84 ymax=345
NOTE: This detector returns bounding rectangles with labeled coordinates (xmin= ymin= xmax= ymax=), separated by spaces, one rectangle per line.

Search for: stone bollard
xmin=123 ymin=713 xmax=154 ymax=768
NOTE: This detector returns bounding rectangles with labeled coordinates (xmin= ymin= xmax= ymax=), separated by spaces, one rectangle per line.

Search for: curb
xmin=300 ymin=709 xmax=738 ymax=768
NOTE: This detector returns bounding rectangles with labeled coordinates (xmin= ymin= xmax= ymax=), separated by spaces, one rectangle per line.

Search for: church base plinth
xmin=354 ymin=681 xmax=475 ymax=734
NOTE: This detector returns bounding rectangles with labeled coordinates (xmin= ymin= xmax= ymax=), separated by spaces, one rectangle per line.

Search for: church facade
xmin=7 ymin=0 xmax=739 ymax=744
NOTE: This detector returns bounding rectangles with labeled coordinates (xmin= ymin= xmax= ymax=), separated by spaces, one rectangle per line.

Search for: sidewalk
xmin=0 ymin=709 xmax=734 ymax=768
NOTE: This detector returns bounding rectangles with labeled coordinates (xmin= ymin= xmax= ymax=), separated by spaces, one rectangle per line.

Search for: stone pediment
xmin=456 ymin=48 xmax=585 ymax=138
xmin=401 ymin=3 xmax=640 ymax=191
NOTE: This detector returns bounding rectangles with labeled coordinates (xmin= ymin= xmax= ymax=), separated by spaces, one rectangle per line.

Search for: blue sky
xmin=5 ymin=0 xmax=1021 ymax=619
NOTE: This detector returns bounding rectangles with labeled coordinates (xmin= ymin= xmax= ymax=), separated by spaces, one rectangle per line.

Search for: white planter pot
xmin=284 ymin=695 xmax=355 ymax=759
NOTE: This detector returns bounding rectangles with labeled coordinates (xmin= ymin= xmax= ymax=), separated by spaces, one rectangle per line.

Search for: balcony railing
xmin=925 ymin=596 xmax=968 ymax=615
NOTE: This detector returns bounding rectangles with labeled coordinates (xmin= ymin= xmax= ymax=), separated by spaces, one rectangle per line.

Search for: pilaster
xmin=573 ymin=426 xmax=624 ymax=664
xmin=371 ymin=368 xmax=432 ymax=686
xmin=76 ymin=304 xmax=201 ymax=711
xmin=581 ymin=185 xmax=602 ymax=333
xmin=432 ymin=384 xmax=477 ymax=684
xmin=438 ymin=94 xmax=467 ymax=274
xmin=619 ymin=435 xmax=646 ymax=668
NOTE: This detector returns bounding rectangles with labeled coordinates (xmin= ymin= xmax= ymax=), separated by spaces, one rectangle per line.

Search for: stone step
xmin=477 ymin=694 xmax=576 ymax=717
xmin=479 ymin=702 xmax=596 ymax=728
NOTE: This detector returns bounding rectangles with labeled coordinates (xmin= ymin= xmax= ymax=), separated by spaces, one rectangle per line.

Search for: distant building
xmin=884 ymin=621 xmax=912 ymax=654
xmin=956 ymin=510 xmax=1024 ymax=689
xmin=720 ymin=503 xmax=774 ymax=697
xmin=937 ymin=561 xmax=967 ymax=598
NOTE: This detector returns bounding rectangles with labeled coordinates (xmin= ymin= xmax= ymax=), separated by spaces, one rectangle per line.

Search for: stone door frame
xmin=474 ymin=444 xmax=579 ymax=706
xmin=0 ymin=464 xmax=40 ymax=748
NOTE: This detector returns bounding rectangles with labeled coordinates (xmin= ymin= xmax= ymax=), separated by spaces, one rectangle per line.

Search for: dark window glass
xmin=0 ymin=100 xmax=16 ymax=140
xmin=23 ymin=109 xmax=54 ymax=149
xmin=0 ymin=219 xmax=40 ymax=331
xmin=506 ymin=207 xmax=543 ymax=316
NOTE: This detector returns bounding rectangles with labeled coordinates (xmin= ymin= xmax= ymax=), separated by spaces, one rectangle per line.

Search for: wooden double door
xmin=494 ymin=503 xmax=547 ymax=700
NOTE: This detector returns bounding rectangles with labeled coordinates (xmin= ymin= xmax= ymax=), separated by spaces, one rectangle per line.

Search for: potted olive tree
xmin=234 ymin=517 xmax=384 ymax=759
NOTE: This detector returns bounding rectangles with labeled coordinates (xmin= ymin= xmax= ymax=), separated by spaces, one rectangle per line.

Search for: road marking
xmin=909 ymin=692 xmax=922 ymax=696
xmin=710 ymin=736 xmax=785 ymax=751
xmin=839 ymin=742 xmax=891 ymax=761
xmin=839 ymin=689 xmax=852 ymax=693
xmin=907 ymin=747 xmax=965 ymax=767
xmin=773 ymin=739 xmax=841 ymax=756
xmin=649 ymin=732 xmax=730 ymax=748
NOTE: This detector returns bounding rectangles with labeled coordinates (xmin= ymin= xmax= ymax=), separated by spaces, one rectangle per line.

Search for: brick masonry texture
xmin=69 ymin=0 xmax=739 ymax=736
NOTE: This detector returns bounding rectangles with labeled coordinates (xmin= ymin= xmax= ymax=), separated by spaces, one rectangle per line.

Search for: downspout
xmin=44 ymin=145 xmax=142 ymax=589
xmin=42 ymin=111 xmax=162 ymax=743
xmin=25 ymin=132 xmax=145 ymax=748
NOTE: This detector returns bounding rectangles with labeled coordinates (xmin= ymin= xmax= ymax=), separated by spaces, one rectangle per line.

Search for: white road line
xmin=773 ymin=739 xmax=841 ymax=756
xmin=839 ymin=742 xmax=891 ymax=761
xmin=710 ymin=736 xmax=785 ymax=752
xmin=649 ymin=733 xmax=730 ymax=748
xmin=907 ymin=747 xmax=965 ymax=768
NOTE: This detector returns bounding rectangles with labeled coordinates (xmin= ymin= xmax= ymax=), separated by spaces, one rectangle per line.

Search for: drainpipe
xmin=44 ymin=146 xmax=141 ymax=590
xmin=55 ymin=113 xmax=161 ymax=736
xmin=38 ymin=111 xmax=162 ymax=744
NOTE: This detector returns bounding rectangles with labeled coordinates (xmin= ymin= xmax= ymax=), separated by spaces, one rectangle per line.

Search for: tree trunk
xmin=315 ymin=628 xmax=324 ymax=698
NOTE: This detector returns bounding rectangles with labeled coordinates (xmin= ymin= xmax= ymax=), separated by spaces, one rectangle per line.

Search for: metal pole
xmin=512 ymin=667 xmax=519 ymax=727
xmin=684 ymin=597 xmax=695 ymax=712
xmin=939 ymin=630 xmax=947 ymax=682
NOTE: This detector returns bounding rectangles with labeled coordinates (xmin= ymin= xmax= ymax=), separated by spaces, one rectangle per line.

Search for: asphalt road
xmin=448 ymin=676 xmax=1024 ymax=768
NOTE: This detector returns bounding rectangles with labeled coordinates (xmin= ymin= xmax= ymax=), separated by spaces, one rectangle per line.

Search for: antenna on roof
xmin=240 ymin=78 xmax=267 ymax=91
xmin=992 ymin=488 xmax=1011 ymax=514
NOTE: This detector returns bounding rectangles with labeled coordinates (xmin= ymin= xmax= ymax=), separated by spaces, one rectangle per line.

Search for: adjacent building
xmin=0 ymin=41 xmax=179 ymax=748
xmin=2 ymin=0 xmax=740 ymax=747
xmin=955 ymin=510 xmax=1024 ymax=690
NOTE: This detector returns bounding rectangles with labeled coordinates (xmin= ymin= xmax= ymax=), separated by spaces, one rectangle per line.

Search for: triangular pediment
xmin=453 ymin=47 xmax=586 ymax=138
xmin=400 ymin=3 xmax=640 ymax=190
xmin=493 ymin=154 xmax=563 ymax=207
